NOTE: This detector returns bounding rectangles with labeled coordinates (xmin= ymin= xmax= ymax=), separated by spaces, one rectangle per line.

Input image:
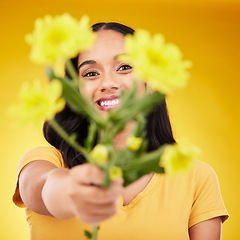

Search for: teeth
xmin=99 ymin=99 xmax=120 ymax=107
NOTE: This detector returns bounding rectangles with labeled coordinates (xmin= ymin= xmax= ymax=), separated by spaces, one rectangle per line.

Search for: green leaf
xmin=108 ymin=81 xmax=138 ymax=122
xmin=108 ymin=91 xmax=165 ymax=131
xmin=122 ymin=147 xmax=165 ymax=186
xmin=45 ymin=67 xmax=103 ymax=126
xmin=131 ymin=113 xmax=146 ymax=138
xmin=128 ymin=92 xmax=165 ymax=117
xmin=84 ymin=230 xmax=92 ymax=239
xmin=123 ymin=165 xmax=164 ymax=187
xmin=55 ymin=76 xmax=104 ymax=127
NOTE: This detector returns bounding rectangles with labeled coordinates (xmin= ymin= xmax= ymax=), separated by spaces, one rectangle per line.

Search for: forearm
xmin=42 ymin=168 xmax=75 ymax=219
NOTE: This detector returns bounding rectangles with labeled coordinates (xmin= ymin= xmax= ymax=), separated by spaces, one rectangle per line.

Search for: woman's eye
xmin=82 ymin=71 xmax=99 ymax=77
xmin=118 ymin=64 xmax=132 ymax=71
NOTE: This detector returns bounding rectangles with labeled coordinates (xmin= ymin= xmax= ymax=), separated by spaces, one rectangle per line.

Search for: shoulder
xmin=17 ymin=146 xmax=65 ymax=175
xmin=193 ymin=159 xmax=215 ymax=172
xmin=188 ymin=160 xmax=229 ymax=227
xmin=190 ymin=160 xmax=224 ymax=207
xmin=13 ymin=146 xmax=65 ymax=208
xmin=192 ymin=160 xmax=218 ymax=183
xmin=20 ymin=146 xmax=63 ymax=161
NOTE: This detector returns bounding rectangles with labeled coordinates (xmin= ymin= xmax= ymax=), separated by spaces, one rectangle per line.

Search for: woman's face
xmin=78 ymin=29 xmax=145 ymax=118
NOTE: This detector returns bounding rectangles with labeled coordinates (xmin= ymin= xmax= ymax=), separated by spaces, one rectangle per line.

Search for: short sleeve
xmin=188 ymin=161 xmax=229 ymax=228
xmin=12 ymin=146 xmax=65 ymax=208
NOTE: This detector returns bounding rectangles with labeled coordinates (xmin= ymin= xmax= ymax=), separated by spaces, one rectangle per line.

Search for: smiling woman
xmin=77 ymin=29 xmax=145 ymax=117
xmin=12 ymin=22 xmax=229 ymax=240
xmin=43 ymin=22 xmax=176 ymax=166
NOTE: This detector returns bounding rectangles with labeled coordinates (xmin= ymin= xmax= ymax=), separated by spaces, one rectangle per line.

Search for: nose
xmin=99 ymin=74 xmax=120 ymax=93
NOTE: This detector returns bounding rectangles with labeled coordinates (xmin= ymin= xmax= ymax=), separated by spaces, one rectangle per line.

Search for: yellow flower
xmin=26 ymin=14 xmax=95 ymax=67
xmin=122 ymin=29 xmax=192 ymax=94
xmin=109 ymin=166 xmax=123 ymax=181
xmin=8 ymin=79 xmax=65 ymax=127
xmin=90 ymin=144 xmax=109 ymax=165
xmin=160 ymin=140 xmax=200 ymax=177
xmin=126 ymin=136 xmax=143 ymax=151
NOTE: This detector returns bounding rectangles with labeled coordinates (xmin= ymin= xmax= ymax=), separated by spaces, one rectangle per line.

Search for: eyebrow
xmin=78 ymin=60 xmax=97 ymax=70
xmin=78 ymin=54 xmax=128 ymax=70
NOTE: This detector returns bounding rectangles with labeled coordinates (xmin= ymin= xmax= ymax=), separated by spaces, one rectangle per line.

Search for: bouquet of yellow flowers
xmin=9 ymin=14 xmax=199 ymax=240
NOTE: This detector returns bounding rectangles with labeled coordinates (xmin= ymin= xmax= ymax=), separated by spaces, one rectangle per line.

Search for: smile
xmin=96 ymin=96 xmax=120 ymax=111
xmin=99 ymin=99 xmax=120 ymax=106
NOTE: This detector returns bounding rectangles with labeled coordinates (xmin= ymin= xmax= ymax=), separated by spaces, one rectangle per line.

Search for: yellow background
xmin=1 ymin=0 xmax=239 ymax=239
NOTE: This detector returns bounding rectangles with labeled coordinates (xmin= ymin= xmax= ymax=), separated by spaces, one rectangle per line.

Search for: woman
xmin=13 ymin=22 xmax=228 ymax=240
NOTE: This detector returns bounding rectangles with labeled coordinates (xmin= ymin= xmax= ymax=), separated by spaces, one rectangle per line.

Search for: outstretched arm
xmin=19 ymin=160 xmax=123 ymax=225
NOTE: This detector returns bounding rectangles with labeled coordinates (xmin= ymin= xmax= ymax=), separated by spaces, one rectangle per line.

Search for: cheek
xmin=121 ymin=73 xmax=146 ymax=97
xmin=121 ymin=72 xmax=135 ymax=89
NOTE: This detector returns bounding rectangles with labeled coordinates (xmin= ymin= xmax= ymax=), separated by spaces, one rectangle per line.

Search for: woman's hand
xmin=19 ymin=160 xmax=123 ymax=224
xmin=67 ymin=164 xmax=123 ymax=225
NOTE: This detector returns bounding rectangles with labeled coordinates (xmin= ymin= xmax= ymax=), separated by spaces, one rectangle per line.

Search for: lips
xmin=96 ymin=95 xmax=120 ymax=111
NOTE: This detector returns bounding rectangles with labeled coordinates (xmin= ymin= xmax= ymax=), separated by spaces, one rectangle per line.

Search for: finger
xmin=70 ymin=164 xmax=104 ymax=186
xmin=76 ymin=205 xmax=118 ymax=225
xmin=70 ymin=183 xmax=123 ymax=204
xmin=76 ymin=199 xmax=119 ymax=216
xmin=111 ymin=177 xmax=124 ymax=187
xmin=78 ymin=212 xmax=116 ymax=225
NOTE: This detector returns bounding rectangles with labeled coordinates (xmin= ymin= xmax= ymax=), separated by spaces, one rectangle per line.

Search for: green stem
xmin=85 ymin=121 xmax=98 ymax=152
xmin=92 ymin=225 xmax=98 ymax=240
xmin=66 ymin=59 xmax=79 ymax=87
xmin=49 ymin=119 xmax=94 ymax=164
xmin=99 ymin=124 xmax=108 ymax=145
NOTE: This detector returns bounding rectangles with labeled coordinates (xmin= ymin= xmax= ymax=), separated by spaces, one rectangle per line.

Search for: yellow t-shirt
xmin=13 ymin=146 xmax=229 ymax=240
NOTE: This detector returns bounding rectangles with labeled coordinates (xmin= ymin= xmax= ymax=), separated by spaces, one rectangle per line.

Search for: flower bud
xmin=109 ymin=166 xmax=123 ymax=181
xmin=90 ymin=144 xmax=109 ymax=165
xmin=127 ymin=136 xmax=143 ymax=151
